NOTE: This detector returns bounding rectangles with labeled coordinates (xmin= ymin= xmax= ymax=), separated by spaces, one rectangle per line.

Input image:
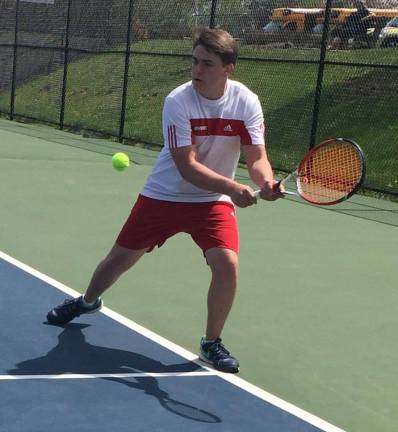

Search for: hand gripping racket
xmin=255 ymin=138 xmax=366 ymax=205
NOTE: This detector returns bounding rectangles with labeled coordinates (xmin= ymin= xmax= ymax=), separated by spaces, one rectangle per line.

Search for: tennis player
xmin=47 ymin=28 xmax=283 ymax=373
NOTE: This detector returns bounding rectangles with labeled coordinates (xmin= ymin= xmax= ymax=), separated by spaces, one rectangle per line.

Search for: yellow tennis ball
xmin=112 ymin=152 xmax=130 ymax=171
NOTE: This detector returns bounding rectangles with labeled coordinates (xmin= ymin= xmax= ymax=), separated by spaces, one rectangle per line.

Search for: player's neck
xmin=198 ymin=80 xmax=228 ymax=100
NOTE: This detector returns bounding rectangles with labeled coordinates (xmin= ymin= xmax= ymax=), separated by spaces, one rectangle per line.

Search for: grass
xmin=0 ymin=40 xmax=397 ymax=193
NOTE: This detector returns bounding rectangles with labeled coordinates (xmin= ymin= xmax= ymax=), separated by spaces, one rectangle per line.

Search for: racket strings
xmin=298 ymin=141 xmax=363 ymax=203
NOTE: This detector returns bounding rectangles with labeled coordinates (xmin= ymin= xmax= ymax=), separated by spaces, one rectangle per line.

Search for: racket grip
xmin=255 ymin=189 xmax=296 ymax=198
xmin=254 ymin=181 xmax=282 ymax=199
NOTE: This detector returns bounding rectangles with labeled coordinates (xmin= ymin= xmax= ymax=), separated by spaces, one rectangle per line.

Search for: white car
xmin=378 ymin=16 xmax=398 ymax=47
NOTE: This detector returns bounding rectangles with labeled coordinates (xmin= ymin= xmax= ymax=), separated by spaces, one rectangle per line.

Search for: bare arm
xmin=242 ymin=144 xmax=283 ymax=201
xmin=171 ymin=145 xmax=257 ymax=208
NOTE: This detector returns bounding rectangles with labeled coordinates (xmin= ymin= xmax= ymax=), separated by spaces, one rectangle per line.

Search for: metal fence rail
xmin=0 ymin=0 xmax=397 ymax=196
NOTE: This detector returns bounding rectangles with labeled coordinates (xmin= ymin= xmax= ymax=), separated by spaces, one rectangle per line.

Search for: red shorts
xmin=116 ymin=195 xmax=239 ymax=253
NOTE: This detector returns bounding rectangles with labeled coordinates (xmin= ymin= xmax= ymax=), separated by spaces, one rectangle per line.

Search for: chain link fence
xmin=0 ymin=0 xmax=397 ymax=196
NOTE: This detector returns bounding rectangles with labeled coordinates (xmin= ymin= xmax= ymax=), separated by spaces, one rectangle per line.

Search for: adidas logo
xmin=223 ymin=124 xmax=233 ymax=132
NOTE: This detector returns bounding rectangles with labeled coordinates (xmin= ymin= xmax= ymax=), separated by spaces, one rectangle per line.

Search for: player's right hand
xmin=230 ymin=184 xmax=257 ymax=208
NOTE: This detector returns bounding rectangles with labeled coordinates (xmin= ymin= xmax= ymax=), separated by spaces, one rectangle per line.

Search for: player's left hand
xmin=259 ymin=180 xmax=284 ymax=201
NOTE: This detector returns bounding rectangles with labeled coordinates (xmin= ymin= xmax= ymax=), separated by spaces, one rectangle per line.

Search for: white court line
xmin=0 ymin=371 xmax=216 ymax=380
xmin=0 ymin=250 xmax=346 ymax=432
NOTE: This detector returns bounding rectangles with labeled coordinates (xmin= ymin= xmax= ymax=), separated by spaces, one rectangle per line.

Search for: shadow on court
xmin=7 ymin=323 xmax=221 ymax=424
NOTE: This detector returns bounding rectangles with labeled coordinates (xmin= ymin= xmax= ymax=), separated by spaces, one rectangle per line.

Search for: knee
xmin=206 ymin=249 xmax=239 ymax=278
xmin=100 ymin=244 xmax=147 ymax=274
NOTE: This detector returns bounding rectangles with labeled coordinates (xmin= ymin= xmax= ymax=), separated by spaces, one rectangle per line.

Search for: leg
xmin=204 ymin=247 xmax=239 ymax=340
xmin=46 ymin=243 xmax=147 ymax=325
xmin=199 ymin=247 xmax=240 ymax=373
xmin=84 ymin=243 xmax=148 ymax=303
xmin=47 ymin=194 xmax=171 ymax=326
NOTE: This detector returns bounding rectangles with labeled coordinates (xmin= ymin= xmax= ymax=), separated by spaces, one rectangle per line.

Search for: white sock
xmin=81 ymin=295 xmax=97 ymax=308
xmin=202 ymin=338 xmax=217 ymax=345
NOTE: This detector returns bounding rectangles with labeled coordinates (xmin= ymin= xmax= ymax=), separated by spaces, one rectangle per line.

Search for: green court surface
xmin=0 ymin=118 xmax=397 ymax=432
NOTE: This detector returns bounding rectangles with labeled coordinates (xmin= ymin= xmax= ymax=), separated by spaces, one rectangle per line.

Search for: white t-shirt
xmin=141 ymin=79 xmax=265 ymax=203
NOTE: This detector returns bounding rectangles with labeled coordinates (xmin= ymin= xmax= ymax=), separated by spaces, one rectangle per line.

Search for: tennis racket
xmin=255 ymin=138 xmax=366 ymax=206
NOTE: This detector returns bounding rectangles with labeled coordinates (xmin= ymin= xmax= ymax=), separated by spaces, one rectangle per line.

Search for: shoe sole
xmin=83 ymin=302 xmax=103 ymax=314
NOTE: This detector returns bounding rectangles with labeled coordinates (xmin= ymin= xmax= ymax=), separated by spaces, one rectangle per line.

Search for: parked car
xmin=377 ymin=16 xmax=398 ymax=47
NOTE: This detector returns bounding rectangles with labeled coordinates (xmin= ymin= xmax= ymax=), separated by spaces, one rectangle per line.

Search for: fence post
xmin=59 ymin=0 xmax=72 ymax=130
xmin=209 ymin=0 xmax=218 ymax=29
xmin=309 ymin=0 xmax=333 ymax=148
xmin=10 ymin=0 xmax=20 ymax=120
xmin=118 ymin=0 xmax=134 ymax=143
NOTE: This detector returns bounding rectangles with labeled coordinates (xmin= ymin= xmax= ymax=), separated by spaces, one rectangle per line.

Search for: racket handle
xmin=254 ymin=189 xmax=297 ymax=199
xmin=254 ymin=180 xmax=282 ymax=200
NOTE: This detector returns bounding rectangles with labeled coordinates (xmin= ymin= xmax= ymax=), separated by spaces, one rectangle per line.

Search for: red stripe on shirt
xmin=190 ymin=118 xmax=254 ymax=145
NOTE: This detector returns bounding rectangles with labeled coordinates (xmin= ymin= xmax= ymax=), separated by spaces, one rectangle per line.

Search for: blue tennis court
xmin=0 ymin=253 xmax=344 ymax=432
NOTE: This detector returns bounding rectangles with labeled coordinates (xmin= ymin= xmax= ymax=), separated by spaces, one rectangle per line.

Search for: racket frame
xmin=254 ymin=138 xmax=366 ymax=205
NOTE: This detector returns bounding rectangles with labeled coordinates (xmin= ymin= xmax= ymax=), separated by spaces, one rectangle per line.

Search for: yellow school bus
xmin=361 ymin=8 xmax=398 ymax=33
xmin=263 ymin=8 xmax=324 ymax=34
xmin=319 ymin=8 xmax=397 ymax=47
xmin=264 ymin=7 xmax=398 ymax=35
xmin=313 ymin=8 xmax=365 ymax=34
xmin=313 ymin=8 xmax=398 ymax=33
xmin=357 ymin=8 xmax=397 ymax=20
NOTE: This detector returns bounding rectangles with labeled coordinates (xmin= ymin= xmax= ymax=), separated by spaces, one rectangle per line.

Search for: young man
xmin=47 ymin=28 xmax=283 ymax=373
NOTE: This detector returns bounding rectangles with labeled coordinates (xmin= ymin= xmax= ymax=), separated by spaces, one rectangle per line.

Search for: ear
xmin=224 ymin=63 xmax=235 ymax=76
